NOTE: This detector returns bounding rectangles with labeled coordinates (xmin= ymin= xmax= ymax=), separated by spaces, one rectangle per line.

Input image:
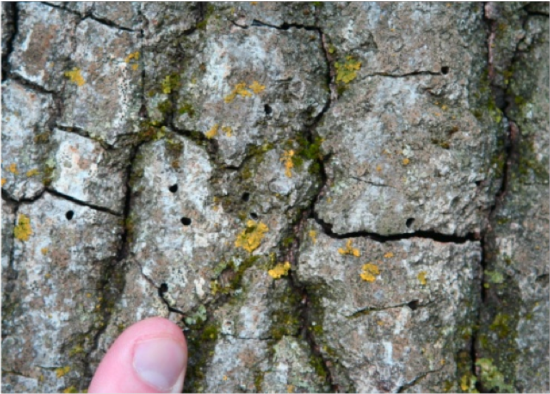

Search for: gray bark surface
xmin=1 ymin=2 xmax=548 ymax=393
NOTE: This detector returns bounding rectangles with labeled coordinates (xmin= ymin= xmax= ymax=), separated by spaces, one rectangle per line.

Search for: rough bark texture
xmin=1 ymin=2 xmax=548 ymax=393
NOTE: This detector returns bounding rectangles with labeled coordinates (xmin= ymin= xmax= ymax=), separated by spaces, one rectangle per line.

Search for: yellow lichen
xmin=224 ymin=82 xmax=253 ymax=103
xmin=249 ymin=80 xmax=266 ymax=94
xmin=131 ymin=64 xmax=139 ymax=71
xmin=281 ymin=150 xmax=295 ymax=178
xmin=26 ymin=168 xmax=39 ymax=177
xmin=417 ymin=271 xmax=428 ymax=285
xmin=287 ymin=385 xmax=295 ymax=393
xmin=56 ymin=366 xmax=71 ymax=378
xmin=309 ymin=230 xmax=317 ymax=244
xmin=14 ymin=214 xmax=33 ymax=241
xmin=268 ymin=261 xmax=291 ymax=279
xmin=360 ymin=263 xmax=380 ymax=282
xmin=376 ymin=164 xmax=382 ymax=172
xmin=1 ymin=178 xmax=6 ymax=186
xmin=235 ymin=220 xmax=269 ymax=253
xmin=222 ymin=126 xmax=232 ymax=137
xmin=335 ymin=56 xmax=362 ymax=84
xmin=64 ymin=68 xmax=85 ymax=87
xmin=383 ymin=252 xmax=394 ymax=258
xmin=62 ymin=386 xmax=78 ymax=393
xmin=45 ymin=273 xmax=51 ymax=279
xmin=402 ymin=158 xmax=410 ymax=165
xmin=222 ymin=375 xmax=228 ymax=381
xmin=205 ymin=124 xmax=219 ymax=139
xmin=124 ymin=51 xmax=140 ymax=63
xmin=8 ymin=163 xmax=18 ymax=174
xmin=41 ymin=247 xmax=49 ymax=255
xmin=338 ymin=239 xmax=360 ymax=257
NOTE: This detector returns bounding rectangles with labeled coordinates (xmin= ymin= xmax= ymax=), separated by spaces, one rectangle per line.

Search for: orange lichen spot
xmin=56 ymin=366 xmax=71 ymax=378
xmin=26 ymin=168 xmax=39 ymax=177
xmin=417 ymin=271 xmax=428 ymax=285
xmin=383 ymin=252 xmax=394 ymax=258
xmin=131 ymin=64 xmax=139 ymax=71
xmin=63 ymin=386 xmax=78 ymax=393
xmin=377 ymin=320 xmax=385 ymax=326
xmin=338 ymin=239 xmax=360 ymax=257
xmin=235 ymin=220 xmax=269 ymax=253
xmin=360 ymin=263 xmax=380 ymax=282
xmin=376 ymin=164 xmax=382 ymax=172
xmin=45 ymin=273 xmax=51 ymax=279
xmin=1 ymin=178 xmax=6 ymax=187
xmin=249 ymin=80 xmax=266 ymax=94
xmin=268 ymin=261 xmax=291 ymax=279
xmin=64 ymin=68 xmax=85 ymax=87
xmin=124 ymin=51 xmax=140 ymax=63
xmin=222 ymin=126 xmax=232 ymax=137
xmin=8 ymin=163 xmax=18 ymax=174
xmin=41 ymin=247 xmax=49 ymax=255
xmin=441 ymin=104 xmax=448 ymax=111
xmin=86 ymin=293 xmax=91 ymax=298
xmin=14 ymin=214 xmax=33 ymax=241
xmin=222 ymin=375 xmax=228 ymax=381
xmin=281 ymin=150 xmax=295 ymax=178
xmin=224 ymin=82 xmax=252 ymax=103
xmin=309 ymin=230 xmax=317 ymax=244
xmin=205 ymin=124 xmax=219 ymax=139
xmin=287 ymin=385 xmax=295 ymax=393
xmin=402 ymin=158 xmax=410 ymax=166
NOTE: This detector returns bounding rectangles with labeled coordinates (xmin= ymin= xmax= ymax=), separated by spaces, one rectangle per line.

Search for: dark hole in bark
xmin=406 ymin=218 xmax=415 ymax=228
xmin=475 ymin=180 xmax=482 ymax=187
xmin=264 ymin=104 xmax=272 ymax=116
xmin=408 ymin=300 xmax=419 ymax=310
xmin=169 ymin=184 xmax=178 ymax=193
xmin=65 ymin=211 xmax=74 ymax=220
xmin=181 ymin=217 xmax=192 ymax=226
xmin=242 ymin=192 xmax=250 ymax=202
xmin=441 ymin=66 xmax=450 ymax=74
xmin=250 ymin=212 xmax=259 ymax=220
xmin=158 ymin=283 xmax=168 ymax=297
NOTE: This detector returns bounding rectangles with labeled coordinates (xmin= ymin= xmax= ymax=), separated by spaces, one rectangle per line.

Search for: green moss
xmin=161 ymin=74 xmax=181 ymax=95
xmin=200 ymin=323 xmax=219 ymax=341
xmin=183 ymin=316 xmax=218 ymax=393
xmin=254 ymin=370 xmax=265 ymax=392
xmin=309 ymin=354 xmax=328 ymax=380
xmin=196 ymin=4 xmax=216 ymax=30
xmin=157 ymin=99 xmax=173 ymax=115
xmin=42 ymin=161 xmax=55 ymax=187
xmin=489 ymin=313 xmax=513 ymax=339
xmin=34 ymin=130 xmax=51 ymax=144
xmin=476 ymin=358 xmax=514 ymax=392
xmin=178 ymin=102 xmax=196 ymax=118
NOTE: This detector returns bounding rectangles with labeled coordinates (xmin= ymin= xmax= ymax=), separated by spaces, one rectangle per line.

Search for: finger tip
xmin=88 ymin=317 xmax=187 ymax=393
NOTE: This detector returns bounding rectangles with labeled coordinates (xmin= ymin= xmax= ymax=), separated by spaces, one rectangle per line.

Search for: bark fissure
xmin=471 ymin=4 xmax=534 ymax=391
xmin=45 ymin=189 xmax=121 ymax=217
xmin=1 ymin=2 xmax=18 ymax=82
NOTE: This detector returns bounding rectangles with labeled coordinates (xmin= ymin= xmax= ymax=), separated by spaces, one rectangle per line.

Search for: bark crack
xmin=1 ymin=1 xmax=18 ymax=82
xmin=45 ymin=189 xmax=121 ymax=216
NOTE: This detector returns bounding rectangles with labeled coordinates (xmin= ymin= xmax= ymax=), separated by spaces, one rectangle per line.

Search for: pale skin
xmin=88 ymin=317 xmax=188 ymax=393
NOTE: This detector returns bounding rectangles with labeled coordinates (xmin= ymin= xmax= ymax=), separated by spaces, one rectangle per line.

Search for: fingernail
xmin=133 ymin=337 xmax=186 ymax=392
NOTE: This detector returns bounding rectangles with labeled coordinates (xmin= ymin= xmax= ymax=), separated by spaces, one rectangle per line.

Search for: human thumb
xmin=88 ymin=317 xmax=187 ymax=393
